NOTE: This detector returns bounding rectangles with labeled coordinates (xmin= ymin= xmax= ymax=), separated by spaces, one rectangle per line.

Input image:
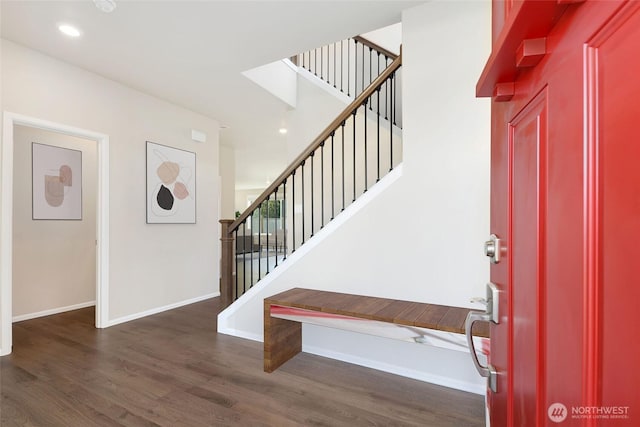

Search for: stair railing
xmin=220 ymin=53 xmax=402 ymax=308
xmin=298 ymin=36 xmax=401 ymax=128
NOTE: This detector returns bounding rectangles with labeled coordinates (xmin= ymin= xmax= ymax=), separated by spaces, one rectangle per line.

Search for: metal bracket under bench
xmin=264 ymin=288 xmax=490 ymax=373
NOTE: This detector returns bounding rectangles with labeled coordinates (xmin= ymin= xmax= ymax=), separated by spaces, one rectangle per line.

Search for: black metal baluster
xmin=258 ymin=203 xmax=262 ymax=280
xmin=301 ymin=160 xmax=306 ymax=244
xmin=353 ymin=39 xmax=357 ymax=97
xmin=393 ymin=70 xmax=397 ymax=127
xmin=320 ymin=141 xmax=325 ymax=228
xmin=331 ymin=131 xmax=335 ymax=219
xmin=291 ymin=170 xmax=296 ymax=253
xmin=321 ymin=45 xmax=324 ymax=81
xmin=361 ymin=42 xmax=365 ymax=96
xmin=250 ymin=214 xmax=254 ymax=286
xmin=326 ymin=44 xmax=329 ymax=84
xmin=347 ymin=39 xmax=351 ymax=96
xmin=274 ymin=188 xmax=279 ymax=267
xmin=341 ymin=121 xmax=346 ymax=211
xmin=242 ymin=221 xmax=247 ymax=293
xmin=385 ymin=57 xmax=389 ymax=119
xmin=283 ymin=178 xmax=287 ymax=260
xmin=310 ymin=151 xmax=315 ymax=236
xmin=266 ymin=195 xmax=270 ymax=274
xmin=390 ymin=72 xmax=394 ymax=171
xmin=341 ymin=40 xmax=344 ymax=93
xmin=369 ymin=47 xmax=373 ymax=110
xmin=352 ymin=109 xmax=357 ymax=202
xmin=364 ymin=98 xmax=368 ymax=193
xmin=333 ymin=42 xmax=337 ymax=88
xmin=377 ymin=86 xmax=381 ymax=182
xmin=234 ymin=228 xmax=238 ymax=299
xmin=325 ymin=45 xmax=329 ymax=85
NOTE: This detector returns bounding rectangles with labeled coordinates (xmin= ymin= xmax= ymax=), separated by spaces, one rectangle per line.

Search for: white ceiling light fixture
xmin=279 ymin=128 xmax=288 ymax=135
xmin=58 ymin=24 xmax=81 ymax=38
xmin=94 ymin=0 xmax=117 ymax=13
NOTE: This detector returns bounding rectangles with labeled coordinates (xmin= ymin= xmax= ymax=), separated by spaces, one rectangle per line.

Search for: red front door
xmin=482 ymin=1 xmax=640 ymax=425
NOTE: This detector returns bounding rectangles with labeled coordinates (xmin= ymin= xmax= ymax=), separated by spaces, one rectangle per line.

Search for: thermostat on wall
xmin=191 ymin=129 xmax=207 ymax=143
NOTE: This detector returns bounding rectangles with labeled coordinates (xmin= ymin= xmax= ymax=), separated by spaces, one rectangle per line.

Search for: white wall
xmin=12 ymin=126 xmax=97 ymax=319
xmin=242 ymin=60 xmax=298 ymax=108
xmin=361 ymin=22 xmax=402 ymax=55
xmin=219 ymin=1 xmax=491 ymax=394
xmin=235 ymin=188 xmax=263 ymax=214
xmin=219 ymin=144 xmax=235 ymax=219
xmin=285 ymin=70 xmax=349 ymax=162
xmin=2 ymin=40 xmax=221 ymax=324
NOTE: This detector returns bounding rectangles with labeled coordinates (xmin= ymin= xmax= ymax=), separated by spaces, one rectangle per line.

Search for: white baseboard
xmin=106 ymin=292 xmax=219 ymax=327
xmin=219 ymin=322 xmax=484 ymax=395
xmin=13 ymin=301 xmax=96 ymax=323
xmin=218 ymin=327 xmax=262 ymax=343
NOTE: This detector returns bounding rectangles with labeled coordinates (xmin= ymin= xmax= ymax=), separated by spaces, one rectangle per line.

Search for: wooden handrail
xmin=228 ymin=52 xmax=402 ymax=233
xmin=353 ymin=35 xmax=398 ymax=61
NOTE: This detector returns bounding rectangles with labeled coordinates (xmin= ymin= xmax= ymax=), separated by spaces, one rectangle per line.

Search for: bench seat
xmin=264 ymin=288 xmax=489 ymax=372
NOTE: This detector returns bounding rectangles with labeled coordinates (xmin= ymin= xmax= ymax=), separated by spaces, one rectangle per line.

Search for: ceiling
xmin=1 ymin=0 xmax=423 ymax=189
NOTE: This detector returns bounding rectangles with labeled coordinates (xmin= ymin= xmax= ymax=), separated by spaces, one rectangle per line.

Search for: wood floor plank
xmin=1 ymin=298 xmax=485 ymax=426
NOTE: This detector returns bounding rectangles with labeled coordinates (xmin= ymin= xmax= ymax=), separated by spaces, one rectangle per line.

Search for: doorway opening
xmin=1 ymin=112 xmax=110 ymax=355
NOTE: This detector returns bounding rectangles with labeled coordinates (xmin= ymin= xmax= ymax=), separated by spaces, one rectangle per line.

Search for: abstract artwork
xmin=146 ymin=141 xmax=196 ymax=224
xmin=32 ymin=142 xmax=82 ymax=220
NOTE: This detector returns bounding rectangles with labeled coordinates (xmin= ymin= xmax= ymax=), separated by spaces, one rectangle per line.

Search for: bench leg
xmin=264 ymin=302 xmax=302 ymax=373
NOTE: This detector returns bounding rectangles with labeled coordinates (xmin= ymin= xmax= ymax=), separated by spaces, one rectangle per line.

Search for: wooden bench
xmin=264 ymin=288 xmax=490 ymax=373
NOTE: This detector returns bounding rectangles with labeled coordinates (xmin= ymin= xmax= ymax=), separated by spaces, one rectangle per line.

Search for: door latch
xmin=484 ymin=234 xmax=502 ymax=264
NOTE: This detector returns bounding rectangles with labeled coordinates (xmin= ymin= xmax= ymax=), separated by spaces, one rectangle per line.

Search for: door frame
xmin=1 ymin=112 xmax=110 ymax=355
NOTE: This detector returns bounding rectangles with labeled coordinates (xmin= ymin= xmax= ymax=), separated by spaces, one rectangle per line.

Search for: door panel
xmin=509 ymin=90 xmax=547 ymax=426
xmin=486 ymin=0 xmax=638 ymax=424
xmin=595 ymin=3 xmax=640 ymax=415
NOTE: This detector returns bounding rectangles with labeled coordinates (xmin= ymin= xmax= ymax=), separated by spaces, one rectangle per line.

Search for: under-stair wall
xmin=219 ymin=1 xmax=491 ymax=393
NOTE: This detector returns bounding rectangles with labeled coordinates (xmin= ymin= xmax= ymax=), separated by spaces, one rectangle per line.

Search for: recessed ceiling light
xmin=58 ymin=24 xmax=81 ymax=38
xmin=94 ymin=0 xmax=117 ymax=13
xmin=279 ymin=128 xmax=288 ymax=134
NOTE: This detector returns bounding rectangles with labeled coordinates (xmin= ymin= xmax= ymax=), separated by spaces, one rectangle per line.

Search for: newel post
xmin=219 ymin=219 xmax=234 ymax=309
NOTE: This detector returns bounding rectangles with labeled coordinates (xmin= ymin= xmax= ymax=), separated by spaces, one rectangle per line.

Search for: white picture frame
xmin=32 ymin=142 xmax=83 ymax=220
xmin=146 ymin=141 xmax=196 ymax=224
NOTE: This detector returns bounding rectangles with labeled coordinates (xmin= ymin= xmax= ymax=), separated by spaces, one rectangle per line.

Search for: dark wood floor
xmin=1 ymin=298 xmax=485 ymax=426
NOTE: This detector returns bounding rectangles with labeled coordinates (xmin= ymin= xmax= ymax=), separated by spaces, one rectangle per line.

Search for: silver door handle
xmin=465 ymin=311 xmax=497 ymax=392
xmin=466 ymin=282 xmax=500 ymax=392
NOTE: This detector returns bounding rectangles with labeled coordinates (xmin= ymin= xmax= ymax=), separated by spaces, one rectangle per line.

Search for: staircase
xmin=296 ymin=36 xmax=403 ymax=128
xmin=220 ymin=36 xmax=402 ymax=308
